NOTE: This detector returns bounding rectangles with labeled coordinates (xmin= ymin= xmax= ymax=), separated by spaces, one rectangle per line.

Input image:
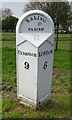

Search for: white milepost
xmin=16 ymin=10 xmax=54 ymax=108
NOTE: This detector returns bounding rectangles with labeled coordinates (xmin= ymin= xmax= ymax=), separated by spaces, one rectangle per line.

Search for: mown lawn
xmin=1 ymin=32 xmax=71 ymax=119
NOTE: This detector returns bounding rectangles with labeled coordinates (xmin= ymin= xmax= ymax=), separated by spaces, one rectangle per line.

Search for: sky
xmin=0 ymin=0 xmax=72 ymax=18
xmin=1 ymin=2 xmax=29 ymax=18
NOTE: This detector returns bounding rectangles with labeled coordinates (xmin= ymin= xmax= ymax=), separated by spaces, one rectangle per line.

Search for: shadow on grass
xmin=36 ymin=99 xmax=56 ymax=111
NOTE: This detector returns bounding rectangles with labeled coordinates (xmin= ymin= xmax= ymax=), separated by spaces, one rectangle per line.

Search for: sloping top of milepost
xmin=16 ymin=10 xmax=54 ymax=47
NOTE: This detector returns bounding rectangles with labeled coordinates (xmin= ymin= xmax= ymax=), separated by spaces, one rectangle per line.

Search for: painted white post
xmin=16 ymin=10 xmax=54 ymax=108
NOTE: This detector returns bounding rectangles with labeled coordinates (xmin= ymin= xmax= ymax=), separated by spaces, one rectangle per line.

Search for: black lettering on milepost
xmin=18 ymin=50 xmax=53 ymax=57
xmin=18 ymin=50 xmax=37 ymax=57
xmin=24 ymin=62 xmax=29 ymax=69
xmin=28 ymin=28 xmax=44 ymax=31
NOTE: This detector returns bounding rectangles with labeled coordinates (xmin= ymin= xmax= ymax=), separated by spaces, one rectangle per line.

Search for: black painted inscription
xmin=24 ymin=62 xmax=29 ymax=69
xmin=18 ymin=50 xmax=37 ymax=57
xmin=26 ymin=15 xmax=46 ymax=23
xmin=18 ymin=50 xmax=53 ymax=57
xmin=28 ymin=28 xmax=44 ymax=31
xmin=38 ymin=50 xmax=53 ymax=57
xmin=43 ymin=61 xmax=48 ymax=69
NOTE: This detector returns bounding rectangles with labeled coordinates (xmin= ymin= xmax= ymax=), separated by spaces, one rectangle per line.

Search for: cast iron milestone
xmin=16 ymin=10 xmax=54 ymax=108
